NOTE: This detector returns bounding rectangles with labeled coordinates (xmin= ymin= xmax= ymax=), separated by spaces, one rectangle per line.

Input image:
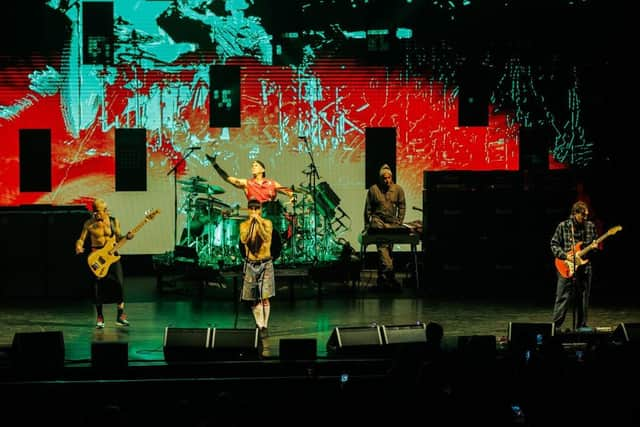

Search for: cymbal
xmin=206 ymin=185 xmax=225 ymax=195
xmin=276 ymin=185 xmax=309 ymax=195
xmin=291 ymin=185 xmax=311 ymax=195
xmin=177 ymin=176 xmax=207 ymax=185
xmin=181 ymin=184 xmax=207 ymax=193
xmin=182 ymin=183 xmax=225 ymax=194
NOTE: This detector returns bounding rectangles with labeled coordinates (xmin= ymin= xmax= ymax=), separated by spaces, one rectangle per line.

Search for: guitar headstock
xmin=145 ymin=209 xmax=161 ymax=221
xmin=608 ymin=225 xmax=622 ymax=236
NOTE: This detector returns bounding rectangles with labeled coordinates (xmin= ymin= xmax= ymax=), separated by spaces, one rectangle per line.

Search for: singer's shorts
xmin=241 ymin=259 xmax=275 ymax=301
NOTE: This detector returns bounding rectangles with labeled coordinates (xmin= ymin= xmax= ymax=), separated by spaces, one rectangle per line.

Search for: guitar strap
xmin=570 ymin=221 xmax=575 ymax=253
xmin=110 ymin=216 xmax=118 ymax=254
xmin=570 ymin=221 xmax=578 ymax=270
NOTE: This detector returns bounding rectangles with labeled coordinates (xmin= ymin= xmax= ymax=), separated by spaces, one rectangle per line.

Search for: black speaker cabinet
xmin=365 ymin=127 xmax=396 ymax=189
xmin=507 ymin=322 xmax=554 ymax=351
xmin=381 ymin=323 xmax=426 ymax=345
xmin=327 ymin=325 xmax=384 ymax=357
xmin=91 ymin=341 xmax=128 ymax=371
xmin=163 ymin=327 xmax=211 ymax=363
xmin=19 ymin=129 xmax=52 ymax=192
xmin=209 ymin=65 xmax=241 ymax=127
xmin=115 ymin=128 xmax=147 ymax=191
xmin=279 ymin=338 xmax=317 ymax=361
xmin=457 ymin=335 xmax=497 ymax=360
xmin=613 ymin=323 xmax=640 ymax=343
xmin=210 ymin=328 xmax=261 ymax=360
xmin=11 ymin=331 xmax=65 ymax=374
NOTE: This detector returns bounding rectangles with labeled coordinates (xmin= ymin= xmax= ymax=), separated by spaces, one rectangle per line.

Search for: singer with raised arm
xmin=239 ymin=199 xmax=275 ymax=337
xmin=550 ymin=201 xmax=598 ymax=332
xmin=364 ymin=164 xmax=406 ymax=290
xmin=75 ymin=198 xmax=132 ymax=329
xmin=205 ymin=154 xmax=293 ymax=203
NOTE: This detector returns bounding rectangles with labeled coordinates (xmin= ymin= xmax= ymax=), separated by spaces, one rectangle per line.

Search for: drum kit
xmin=177 ymin=176 xmax=346 ymax=267
xmin=177 ymin=176 xmax=241 ymax=265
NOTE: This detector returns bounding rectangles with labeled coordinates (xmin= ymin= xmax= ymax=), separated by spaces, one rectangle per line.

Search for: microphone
xmin=188 ymin=146 xmax=201 ymax=150
xmin=247 ymin=217 xmax=256 ymax=240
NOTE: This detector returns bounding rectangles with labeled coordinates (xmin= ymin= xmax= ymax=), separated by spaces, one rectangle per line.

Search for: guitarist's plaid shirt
xmin=550 ymin=218 xmax=598 ymax=274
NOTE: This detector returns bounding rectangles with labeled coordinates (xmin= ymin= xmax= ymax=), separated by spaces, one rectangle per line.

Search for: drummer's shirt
xmin=245 ymin=178 xmax=277 ymax=203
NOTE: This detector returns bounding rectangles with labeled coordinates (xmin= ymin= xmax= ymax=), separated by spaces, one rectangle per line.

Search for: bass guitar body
xmin=87 ymin=236 xmax=121 ymax=279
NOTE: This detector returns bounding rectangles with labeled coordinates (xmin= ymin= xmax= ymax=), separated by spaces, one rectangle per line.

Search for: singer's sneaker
xmin=116 ymin=315 xmax=130 ymax=327
xmin=95 ymin=316 xmax=105 ymax=329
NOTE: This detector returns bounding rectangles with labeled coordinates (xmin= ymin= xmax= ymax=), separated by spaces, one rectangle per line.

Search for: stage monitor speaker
xmin=19 ymin=129 xmax=51 ymax=192
xmin=115 ymin=128 xmax=147 ymax=191
xmin=91 ymin=341 xmax=128 ymax=371
xmin=209 ymin=65 xmax=241 ymax=127
xmin=279 ymin=338 xmax=317 ymax=361
xmin=11 ymin=331 xmax=64 ymax=374
xmin=613 ymin=323 xmax=640 ymax=343
xmin=210 ymin=328 xmax=261 ymax=360
xmin=326 ymin=325 xmax=384 ymax=357
xmin=365 ymin=127 xmax=396 ymax=189
xmin=507 ymin=322 xmax=554 ymax=351
xmin=381 ymin=323 xmax=426 ymax=345
xmin=457 ymin=335 xmax=497 ymax=361
xmin=163 ymin=327 xmax=211 ymax=363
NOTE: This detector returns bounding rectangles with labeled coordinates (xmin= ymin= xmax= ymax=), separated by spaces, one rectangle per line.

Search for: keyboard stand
xmin=360 ymin=232 xmax=421 ymax=288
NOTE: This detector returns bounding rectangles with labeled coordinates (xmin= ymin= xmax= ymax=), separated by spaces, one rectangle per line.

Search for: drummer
xmin=206 ymin=155 xmax=294 ymax=204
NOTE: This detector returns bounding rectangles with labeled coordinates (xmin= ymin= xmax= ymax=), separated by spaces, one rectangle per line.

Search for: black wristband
xmin=213 ymin=163 xmax=230 ymax=181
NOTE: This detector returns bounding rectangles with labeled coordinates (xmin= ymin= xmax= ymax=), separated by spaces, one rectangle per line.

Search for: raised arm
xmin=273 ymin=180 xmax=294 ymax=203
xmin=206 ymin=154 xmax=247 ymax=189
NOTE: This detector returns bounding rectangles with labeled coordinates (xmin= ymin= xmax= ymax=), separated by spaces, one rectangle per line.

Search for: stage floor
xmin=2 ymin=269 xmax=639 ymax=364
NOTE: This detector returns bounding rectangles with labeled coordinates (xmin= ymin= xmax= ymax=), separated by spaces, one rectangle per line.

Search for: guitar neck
xmin=577 ymin=233 xmax=610 ymax=258
xmin=113 ymin=218 xmax=149 ymax=252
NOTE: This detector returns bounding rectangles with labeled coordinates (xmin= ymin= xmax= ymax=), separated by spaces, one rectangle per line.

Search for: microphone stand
xmin=301 ymin=136 xmax=320 ymax=263
xmin=570 ymin=222 xmax=578 ymax=331
xmin=167 ymin=147 xmax=200 ymax=250
xmin=289 ymin=186 xmax=299 ymax=263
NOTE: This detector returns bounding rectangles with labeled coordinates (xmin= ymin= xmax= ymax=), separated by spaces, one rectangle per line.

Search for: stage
xmin=1 ymin=265 xmax=639 ymax=363
xmin=1 ymin=266 xmax=640 ymax=426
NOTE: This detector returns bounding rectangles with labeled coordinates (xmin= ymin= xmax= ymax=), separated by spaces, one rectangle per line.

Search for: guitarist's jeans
xmin=552 ymin=269 xmax=592 ymax=330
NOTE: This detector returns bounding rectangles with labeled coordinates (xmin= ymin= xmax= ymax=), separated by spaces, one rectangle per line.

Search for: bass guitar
xmin=554 ymin=225 xmax=622 ymax=278
xmin=88 ymin=209 xmax=160 ymax=278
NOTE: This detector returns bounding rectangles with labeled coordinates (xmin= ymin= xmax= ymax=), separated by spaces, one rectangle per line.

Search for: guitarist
xmin=75 ymin=199 xmax=133 ymax=329
xmin=550 ymin=201 xmax=598 ymax=332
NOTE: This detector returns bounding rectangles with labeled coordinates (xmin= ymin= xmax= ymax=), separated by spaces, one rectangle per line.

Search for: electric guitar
xmin=554 ymin=225 xmax=622 ymax=278
xmin=87 ymin=209 xmax=160 ymax=278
